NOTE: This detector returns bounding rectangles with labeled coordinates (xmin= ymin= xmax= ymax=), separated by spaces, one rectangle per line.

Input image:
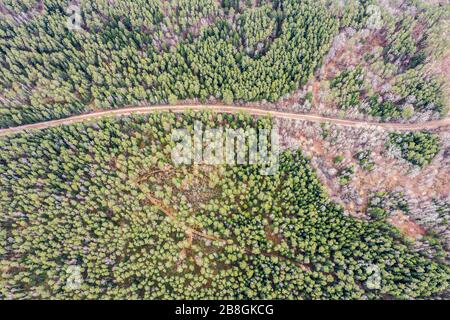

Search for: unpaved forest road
xmin=1 ymin=104 xmax=449 ymax=136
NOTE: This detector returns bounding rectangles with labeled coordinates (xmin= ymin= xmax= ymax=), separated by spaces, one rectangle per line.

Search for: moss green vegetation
xmin=391 ymin=69 xmax=446 ymax=115
xmin=334 ymin=65 xmax=446 ymax=121
xmin=0 ymin=112 xmax=448 ymax=299
xmin=329 ymin=2 xmax=448 ymax=121
xmin=389 ymin=131 xmax=441 ymax=167
xmin=0 ymin=0 xmax=354 ymax=128
xmin=367 ymin=191 xmax=409 ymax=220
xmin=1 ymin=1 xmax=446 ymax=127
xmin=354 ymin=150 xmax=375 ymax=171
xmin=330 ymin=67 xmax=365 ymax=110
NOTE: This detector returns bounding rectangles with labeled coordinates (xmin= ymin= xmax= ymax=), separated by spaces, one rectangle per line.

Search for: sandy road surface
xmin=1 ymin=104 xmax=449 ymax=137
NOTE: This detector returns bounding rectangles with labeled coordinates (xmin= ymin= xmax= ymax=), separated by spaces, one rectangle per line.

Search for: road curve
xmin=1 ymin=104 xmax=449 ymax=137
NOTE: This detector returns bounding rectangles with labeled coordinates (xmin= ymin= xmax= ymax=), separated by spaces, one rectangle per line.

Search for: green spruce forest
xmin=1 ymin=112 xmax=449 ymax=299
xmin=1 ymin=0 xmax=447 ymax=128
xmin=0 ymin=0 xmax=449 ymax=300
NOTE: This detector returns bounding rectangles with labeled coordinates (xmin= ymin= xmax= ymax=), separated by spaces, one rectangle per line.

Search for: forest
xmin=0 ymin=112 xmax=449 ymax=299
xmin=3 ymin=0 xmax=446 ymax=128
xmin=0 ymin=0 xmax=341 ymax=127
xmin=0 ymin=0 xmax=449 ymax=301
xmin=389 ymin=131 xmax=441 ymax=167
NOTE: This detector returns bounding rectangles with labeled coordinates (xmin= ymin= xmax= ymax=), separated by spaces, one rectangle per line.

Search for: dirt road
xmin=1 ymin=104 xmax=449 ymax=137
